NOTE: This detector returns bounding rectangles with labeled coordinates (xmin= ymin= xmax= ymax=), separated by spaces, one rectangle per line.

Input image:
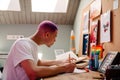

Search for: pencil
xmin=84 ymin=68 xmax=89 ymax=72
xmin=92 ymin=77 xmax=104 ymax=79
xmin=69 ymin=53 xmax=71 ymax=63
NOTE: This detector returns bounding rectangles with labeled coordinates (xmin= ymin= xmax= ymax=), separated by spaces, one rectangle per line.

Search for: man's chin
xmin=47 ymin=45 xmax=51 ymax=47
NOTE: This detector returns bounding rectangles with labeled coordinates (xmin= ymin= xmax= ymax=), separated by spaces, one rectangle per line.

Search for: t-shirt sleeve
xmin=13 ymin=41 xmax=34 ymax=67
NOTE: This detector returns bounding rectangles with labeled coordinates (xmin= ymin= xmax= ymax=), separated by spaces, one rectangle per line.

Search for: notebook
xmin=55 ymin=51 xmax=88 ymax=68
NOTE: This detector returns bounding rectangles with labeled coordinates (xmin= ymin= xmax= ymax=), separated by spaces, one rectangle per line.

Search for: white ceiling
xmin=0 ymin=0 xmax=80 ymax=25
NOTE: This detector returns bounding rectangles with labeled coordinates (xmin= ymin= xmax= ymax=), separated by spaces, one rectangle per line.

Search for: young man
xmin=3 ymin=20 xmax=76 ymax=80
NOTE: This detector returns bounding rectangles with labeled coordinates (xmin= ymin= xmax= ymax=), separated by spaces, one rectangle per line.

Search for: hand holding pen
xmin=69 ymin=53 xmax=71 ymax=63
xmin=68 ymin=53 xmax=76 ymax=63
xmin=68 ymin=53 xmax=89 ymax=72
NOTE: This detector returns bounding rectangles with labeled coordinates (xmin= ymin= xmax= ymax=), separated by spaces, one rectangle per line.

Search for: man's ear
xmin=45 ymin=32 xmax=49 ymax=38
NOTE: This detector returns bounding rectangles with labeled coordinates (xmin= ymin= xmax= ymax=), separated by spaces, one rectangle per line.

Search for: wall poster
xmin=90 ymin=0 xmax=101 ymax=19
xmin=82 ymin=34 xmax=89 ymax=55
xmin=83 ymin=11 xmax=89 ymax=33
xmin=90 ymin=20 xmax=98 ymax=47
xmin=100 ymin=10 xmax=111 ymax=43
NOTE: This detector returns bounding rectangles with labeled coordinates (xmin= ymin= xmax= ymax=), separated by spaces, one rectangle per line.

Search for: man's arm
xmin=21 ymin=59 xmax=75 ymax=80
xmin=37 ymin=59 xmax=68 ymax=66
xmin=37 ymin=57 xmax=76 ymax=66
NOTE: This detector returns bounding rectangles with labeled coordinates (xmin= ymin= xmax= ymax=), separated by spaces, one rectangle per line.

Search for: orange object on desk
xmin=84 ymin=68 xmax=89 ymax=72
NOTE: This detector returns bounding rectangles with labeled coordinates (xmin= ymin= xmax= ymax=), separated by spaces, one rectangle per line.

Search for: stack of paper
xmin=55 ymin=51 xmax=88 ymax=68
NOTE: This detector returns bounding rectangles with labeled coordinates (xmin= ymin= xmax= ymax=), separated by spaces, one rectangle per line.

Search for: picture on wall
xmin=82 ymin=34 xmax=89 ymax=55
xmin=100 ymin=10 xmax=111 ymax=43
xmin=83 ymin=11 xmax=89 ymax=33
xmin=113 ymin=0 xmax=119 ymax=10
xmin=90 ymin=0 xmax=101 ymax=19
xmin=90 ymin=20 xmax=98 ymax=47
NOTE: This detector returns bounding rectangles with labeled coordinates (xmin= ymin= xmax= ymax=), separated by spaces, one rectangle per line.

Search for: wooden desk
xmin=43 ymin=70 xmax=103 ymax=80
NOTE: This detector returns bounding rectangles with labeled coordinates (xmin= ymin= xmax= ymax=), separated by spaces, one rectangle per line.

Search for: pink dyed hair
xmin=38 ymin=20 xmax=58 ymax=32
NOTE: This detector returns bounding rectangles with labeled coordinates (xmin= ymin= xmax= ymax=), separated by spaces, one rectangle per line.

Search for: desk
xmin=43 ymin=70 xmax=103 ymax=80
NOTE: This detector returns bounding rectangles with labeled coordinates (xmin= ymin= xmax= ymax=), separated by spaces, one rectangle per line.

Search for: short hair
xmin=38 ymin=20 xmax=58 ymax=32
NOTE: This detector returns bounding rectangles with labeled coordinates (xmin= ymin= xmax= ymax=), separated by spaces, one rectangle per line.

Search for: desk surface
xmin=43 ymin=70 xmax=103 ymax=80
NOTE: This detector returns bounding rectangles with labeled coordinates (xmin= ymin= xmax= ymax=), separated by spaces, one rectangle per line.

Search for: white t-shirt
xmin=2 ymin=38 xmax=38 ymax=80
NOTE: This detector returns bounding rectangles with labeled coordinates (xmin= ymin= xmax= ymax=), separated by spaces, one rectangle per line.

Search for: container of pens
xmin=89 ymin=45 xmax=103 ymax=71
xmin=89 ymin=52 xmax=98 ymax=71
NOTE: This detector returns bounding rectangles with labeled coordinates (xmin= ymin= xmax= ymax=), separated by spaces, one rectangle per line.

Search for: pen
xmin=84 ymin=68 xmax=89 ymax=72
xmin=92 ymin=77 xmax=104 ymax=79
xmin=69 ymin=53 xmax=71 ymax=63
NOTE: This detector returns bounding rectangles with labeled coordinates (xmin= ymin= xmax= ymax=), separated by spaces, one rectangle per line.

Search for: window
xmin=0 ymin=0 xmax=20 ymax=11
xmin=31 ymin=0 xmax=69 ymax=13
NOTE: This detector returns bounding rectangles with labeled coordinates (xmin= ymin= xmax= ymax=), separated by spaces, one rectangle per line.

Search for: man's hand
xmin=62 ymin=62 xmax=76 ymax=73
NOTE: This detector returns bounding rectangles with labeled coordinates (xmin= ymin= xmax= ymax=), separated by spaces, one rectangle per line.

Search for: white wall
xmin=73 ymin=0 xmax=92 ymax=54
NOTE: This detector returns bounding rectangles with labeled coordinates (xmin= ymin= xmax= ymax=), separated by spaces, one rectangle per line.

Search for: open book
xmin=55 ymin=51 xmax=89 ymax=68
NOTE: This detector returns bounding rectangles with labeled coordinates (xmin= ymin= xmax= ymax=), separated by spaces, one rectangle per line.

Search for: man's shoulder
xmin=16 ymin=38 xmax=29 ymax=43
xmin=13 ymin=38 xmax=30 ymax=46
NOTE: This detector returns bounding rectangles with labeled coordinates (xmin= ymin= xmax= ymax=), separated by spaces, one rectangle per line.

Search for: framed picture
xmin=100 ymin=10 xmax=111 ymax=43
xmin=90 ymin=0 xmax=101 ymax=19
xmin=83 ymin=11 xmax=89 ymax=33
xmin=82 ymin=34 xmax=89 ymax=55
xmin=90 ymin=20 xmax=98 ymax=47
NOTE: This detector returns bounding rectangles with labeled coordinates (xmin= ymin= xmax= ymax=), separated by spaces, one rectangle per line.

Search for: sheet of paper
xmin=56 ymin=51 xmax=87 ymax=64
xmin=113 ymin=0 xmax=118 ymax=10
xmin=100 ymin=10 xmax=111 ymax=43
xmin=90 ymin=0 xmax=101 ymax=19
xmin=73 ymin=68 xmax=86 ymax=73
xmin=55 ymin=51 xmax=78 ymax=60
xmin=83 ymin=11 xmax=89 ymax=33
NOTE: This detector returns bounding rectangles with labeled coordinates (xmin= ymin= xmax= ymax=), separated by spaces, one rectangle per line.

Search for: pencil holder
xmin=94 ymin=54 xmax=99 ymax=70
xmin=89 ymin=53 xmax=99 ymax=71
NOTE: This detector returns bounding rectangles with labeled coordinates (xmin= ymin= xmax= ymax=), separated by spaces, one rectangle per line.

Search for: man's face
xmin=46 ymin=30 xmax=57 ymax=47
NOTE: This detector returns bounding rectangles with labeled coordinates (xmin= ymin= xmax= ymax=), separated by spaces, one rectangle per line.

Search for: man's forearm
xmin=37 ymin=59 xmax=62 ymax=66
xmin=35 ymin=65 xmax=65 ymax=78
